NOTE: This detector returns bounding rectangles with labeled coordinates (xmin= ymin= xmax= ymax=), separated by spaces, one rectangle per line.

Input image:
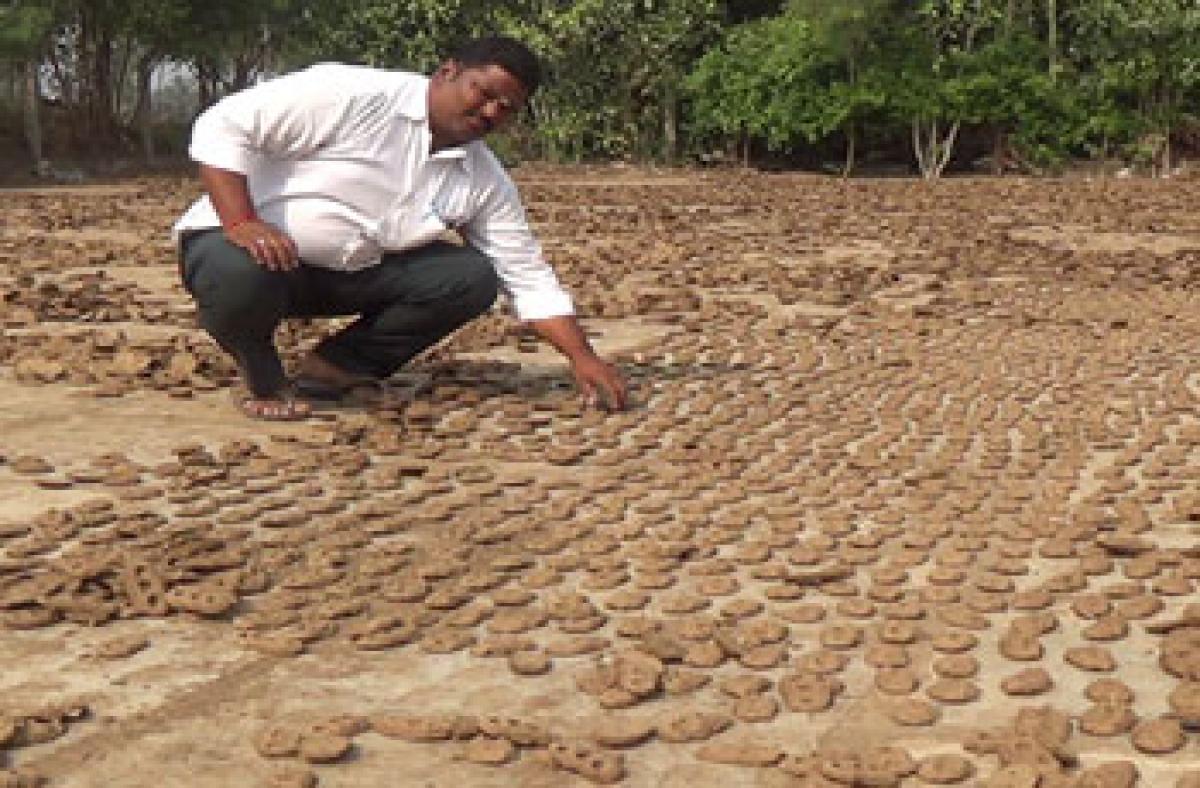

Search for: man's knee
xmin=184 ymin=235 xmax=288 ymax=323
xmin=457 ymin=252 xmax=500 ymax=316
xmin=430 ymin=246 xmax=498 ymax=318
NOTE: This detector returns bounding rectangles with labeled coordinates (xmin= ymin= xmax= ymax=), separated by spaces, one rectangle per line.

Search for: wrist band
xmin=225 ymin=214 xmax=258 ymax=232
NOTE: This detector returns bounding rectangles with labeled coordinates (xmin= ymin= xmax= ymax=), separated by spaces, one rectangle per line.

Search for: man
xmin=174 ymin=36 xmax=627 ymax=419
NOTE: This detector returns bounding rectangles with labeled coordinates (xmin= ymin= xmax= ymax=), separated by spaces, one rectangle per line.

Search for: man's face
xmin=428 ymin=61 xmax=529 ymax=149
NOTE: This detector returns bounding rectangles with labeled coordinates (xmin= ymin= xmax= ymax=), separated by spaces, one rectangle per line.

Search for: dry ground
xmin=1 ymin=167 xmax=1199 ymax=787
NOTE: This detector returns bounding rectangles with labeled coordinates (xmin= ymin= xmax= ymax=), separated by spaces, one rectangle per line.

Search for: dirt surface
xmin=2 ymin=167 xmax=1200 ymax=787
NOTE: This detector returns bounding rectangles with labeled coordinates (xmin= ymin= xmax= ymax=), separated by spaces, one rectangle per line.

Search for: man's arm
xmin=199 ymin=165 xmax=299 ymax=271
xmin=528 ymin=314 xmax=628 ymax=410
xmin=460 ymin=173 xmax=630 ymax=410
xmin=189 ymin=65 xmax=354 ymax=270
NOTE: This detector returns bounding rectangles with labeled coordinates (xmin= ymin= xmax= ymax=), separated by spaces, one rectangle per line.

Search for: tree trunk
xmin=1046 ymin=0 xmax=1057 ymax=82
xmin=77 ymin=5 xmax=120 ymax=153
xmin=992 ymin=127 xmax=1006 ymax=175
xmin=936 ymin=121 xmax=961 ymax=177
xmin=841 ymin=124 xmax=856 ymax=178
xmin=22 ymin=60 xmax=43 ymax=166
xmin=195 ymin=62 xmax=218 ymax=114
xmin=913 ymin=118 xmax=960 ymax=180
xmin=112 ymin=35 xmax=133 ymax=119
xmin=843 ymin=55 xmax=858 ymax=178
xmin=913 ymin=120 xmax=926 ymax=176
xmin=133 ymin=53 xmax=157 ymax=164
xmin=1161 ymin=113 xmax=1172 ymax=178
xmin=661 ymin=85 xmax=678 ymax=164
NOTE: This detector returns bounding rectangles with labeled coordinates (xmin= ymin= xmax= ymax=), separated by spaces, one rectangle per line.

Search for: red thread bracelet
xmin=225 ymin=214 xmax=258 ymax=232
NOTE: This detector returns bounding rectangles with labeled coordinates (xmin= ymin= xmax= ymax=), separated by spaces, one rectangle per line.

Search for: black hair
xmin=449 ymin=36 xmax=542 ymax=95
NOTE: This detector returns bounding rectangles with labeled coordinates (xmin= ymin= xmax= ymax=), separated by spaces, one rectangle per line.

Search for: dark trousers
xmin=180 ymin=230 xmax=499 ymax=397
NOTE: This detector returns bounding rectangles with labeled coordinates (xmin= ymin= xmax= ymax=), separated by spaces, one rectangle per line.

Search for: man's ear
xmin=435 ymin=60 xmax=463 ymax=83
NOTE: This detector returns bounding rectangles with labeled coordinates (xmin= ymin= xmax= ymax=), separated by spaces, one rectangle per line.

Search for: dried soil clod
xmin=1129 ymin=717 xmax=1185 ymax=754
xmin=883 ymin=697 xmax=940 ymax=726
xmin=459 ymin=737 xmax=516 ymax=765
xmin=1074 ymin=761 xmax=1138 ymax=788
xmin=372 ymin=715 xmax=458 ymax=742
xmin=655 ymin=710 xmax=732 ymax=743
xmin=297 ymin=733 xmax=352 ymax=764
xmin=588 ymin=717 xmax=655 ymax=748
xmin=90 ymin=635 xmax=150 ymax=659
xmin=916 ymin=753 xmax=975 ymax=784
xmin=477 ymin=715 xmax=550 ymax=747
xmin=509 ymin=650 xmax=552 ymax=676
xmin=779 ymin=673 xmax=840 ymax=713
xmin=547 ymin=740 xmax=625 ymax=784
xmin=981 ymin=764 xmax=1042 ymax=788
xmin=1084 ymin=678 xmax=1135 ymax=706
xmin=1064 ymin=645 xmax=1117 ymax=673
xmin=695 ymin=739 xmax=784 ymax=767
xmin=732 ymin=693 xmax=778 ymax=723
xmin=1001 ymin=668 xmax=1053 ymax=696
xmin=1168 ymin=681 xmax=1200 ymax=727
xmin=260 ymin=767 xmax=318 ymax=788
xmin=1079 ymin=703 xmax=1137 ymax=737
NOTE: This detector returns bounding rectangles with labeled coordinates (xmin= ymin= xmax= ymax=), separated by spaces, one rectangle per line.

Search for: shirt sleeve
xmin=188 ymin=65 xmax=358 ymax=174
xmin=461 ymin=170 xmax=575 ymax=321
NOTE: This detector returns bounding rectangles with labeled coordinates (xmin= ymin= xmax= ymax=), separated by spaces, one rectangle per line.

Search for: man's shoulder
xmin=282 ymin=64 xmax=427 ymax=117
xmin=297 ymin=63 xmax=422 ymax=89
xmin=463 ymin=142 xmax=516 ymax=190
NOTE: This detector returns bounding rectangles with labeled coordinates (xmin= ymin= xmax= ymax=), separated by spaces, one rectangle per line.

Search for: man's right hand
xmin=226 ymin=219 xmax=301 ymax=271
xmin=199 ymin=164 xmax=300 ymax=271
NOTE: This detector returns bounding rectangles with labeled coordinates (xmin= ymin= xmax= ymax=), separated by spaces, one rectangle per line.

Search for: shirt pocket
xmin=429 ymin=184 xmax=472 ymax=230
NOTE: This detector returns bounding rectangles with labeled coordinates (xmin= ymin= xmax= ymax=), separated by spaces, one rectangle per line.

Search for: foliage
xmin=291 ymin=0 xmax=485 ymax=71
xmin=1069 ymin=0 xmax=1200 ymax=156
xmin=4 ymin=0 xmax=1200 ymax=172
xmin=0 ymin=1 xmax=56 ymax=59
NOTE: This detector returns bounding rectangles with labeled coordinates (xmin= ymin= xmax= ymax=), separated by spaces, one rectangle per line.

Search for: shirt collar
xmin=398 ymin=75 xmax=430 ymax=121
xmin=431 ymin=142 xmax=472 ymax=178
xmin=404 ymin=74 xmax=472 ymax=172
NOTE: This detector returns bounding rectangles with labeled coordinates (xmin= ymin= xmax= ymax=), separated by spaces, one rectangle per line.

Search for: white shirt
xmin=173 ymin=63 xmax=574 ymax=321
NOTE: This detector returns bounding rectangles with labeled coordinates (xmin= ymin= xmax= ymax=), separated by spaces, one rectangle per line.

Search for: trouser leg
xmin=180 ymin=230 xmax=302 ymax=398
xmin=310 ymin=242 xmax=500 ymax=379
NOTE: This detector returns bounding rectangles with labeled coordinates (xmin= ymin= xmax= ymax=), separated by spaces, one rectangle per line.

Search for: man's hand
xmin=200 ymin=163 xmax=300 ymax=271
xmin=528 ymin=314 xmax=631 ymax=411
xmin=571 ymin=353 xmax=628 ymax=411
xmin=226 ymin=218 xmax=300 ymax=271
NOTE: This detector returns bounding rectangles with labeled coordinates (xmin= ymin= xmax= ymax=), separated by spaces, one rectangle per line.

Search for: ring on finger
xmin=255 ymin=238 xmax=268 ymax=246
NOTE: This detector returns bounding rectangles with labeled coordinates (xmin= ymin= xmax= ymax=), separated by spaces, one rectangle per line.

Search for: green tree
xmin=950 ymin=33 xmax=1085 ymax=170
xmin=787 ymin=0 xmax=898 ymax=174
xmin=896 ymin=0 xmax=1007 ymax=178
xmin=292 ymin=0 xmax=723 ymax=162
xmin=174 ymin=0 xmax=306 ymax=109
xmin=292 ymin=0 xmax=490 ymax=72
xmin=0 ymin=0 xmax=56 ymax=162
xmin=687 ymin=14 xmax=821 ymax=161
xmin=1069 ymin=0 xmax=1200 ymax=172
xmin=493 ymin=0 xmax=722 ymax=161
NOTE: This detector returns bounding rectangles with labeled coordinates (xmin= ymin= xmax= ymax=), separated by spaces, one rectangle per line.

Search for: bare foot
xmin=296 ymin=354 xmax=377 ymax=390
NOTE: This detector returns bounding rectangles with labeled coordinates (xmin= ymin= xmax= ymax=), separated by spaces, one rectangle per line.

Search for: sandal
xmin=233 ymin=391 xmax=313 ymax=421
